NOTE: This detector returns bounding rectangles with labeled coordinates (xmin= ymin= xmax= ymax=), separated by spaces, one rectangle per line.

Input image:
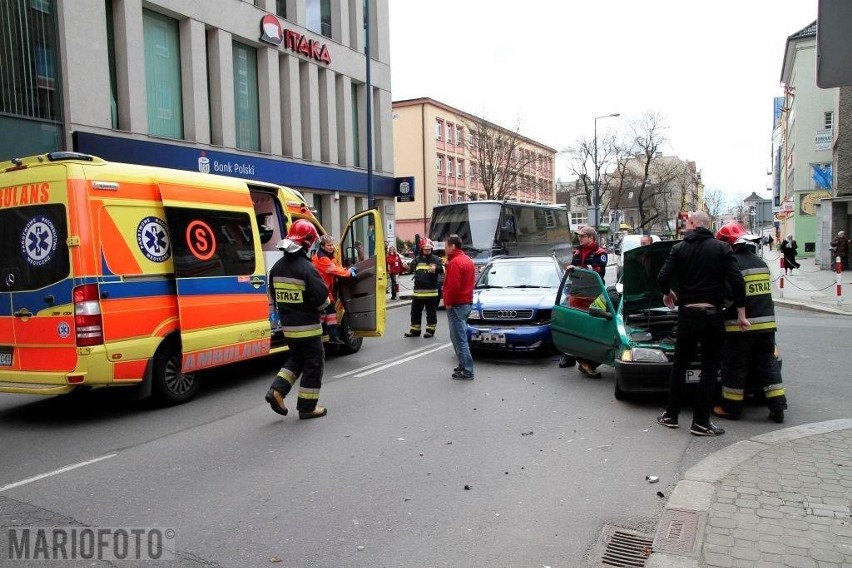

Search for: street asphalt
xmin=395 ymin=249 xmax=852 ymax=566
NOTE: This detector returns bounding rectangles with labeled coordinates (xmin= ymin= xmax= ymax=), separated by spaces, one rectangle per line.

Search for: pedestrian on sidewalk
xmin=265 ymin=220 xmax=330 ymax=420
xmin=656 ymin=211 xmax=750 ymax=437
xmin=312 ymin=234 xmax=356 ymax=345
xmin=712 ymin=222 xmax=788 ymax=424
xmin=405 ymin=239 xmax=443 ymax=338
xmin=386 ymin=245 xmax=405 ymax=300
xmin=781 ymin=234 xmax=800 ymax=275
xmin=443 ymin=234 xmax=475 ymax=380
xmin=830 ymin=230 xmax=849 ymax=270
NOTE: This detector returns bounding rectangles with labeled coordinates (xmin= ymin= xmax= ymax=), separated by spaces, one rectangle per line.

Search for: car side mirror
xmin=589 ymin=306 xmax=613 ymax=320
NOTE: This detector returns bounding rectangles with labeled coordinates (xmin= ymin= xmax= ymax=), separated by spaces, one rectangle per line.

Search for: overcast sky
xmin=388 ymin=0 xmax=818 ymax=205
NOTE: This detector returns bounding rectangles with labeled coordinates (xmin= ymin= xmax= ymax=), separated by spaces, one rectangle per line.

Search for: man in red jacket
xmin=443 ymin=234 xmax=476 ymax=380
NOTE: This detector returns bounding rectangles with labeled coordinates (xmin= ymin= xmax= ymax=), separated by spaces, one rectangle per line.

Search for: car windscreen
xmin=0 ymin=204 xmax=70 ymax=292
xmin=476 ymin=261 xmax=561 ymax=289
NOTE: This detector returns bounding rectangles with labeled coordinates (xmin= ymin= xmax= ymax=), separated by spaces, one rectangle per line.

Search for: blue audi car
xmin=466 ymin=256 xmax=564 ymax=353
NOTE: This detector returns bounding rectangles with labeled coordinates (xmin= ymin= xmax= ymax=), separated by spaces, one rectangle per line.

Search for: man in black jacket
xmin=656 ymin=211 xmax=750 ymax=436
xmin=265 ymin=219 xmax=331 ymax=420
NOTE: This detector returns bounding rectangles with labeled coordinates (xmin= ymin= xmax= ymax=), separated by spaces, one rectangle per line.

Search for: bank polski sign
xmin=198 ymin=151 xmax=255 ymax=176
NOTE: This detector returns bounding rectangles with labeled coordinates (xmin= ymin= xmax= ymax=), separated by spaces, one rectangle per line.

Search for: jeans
xmin=447 ymin=304 xmax=473 ymax=375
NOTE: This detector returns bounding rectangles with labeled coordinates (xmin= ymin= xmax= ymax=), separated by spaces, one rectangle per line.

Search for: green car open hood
xmin=621 ymin=240 xmax=678 ymax=316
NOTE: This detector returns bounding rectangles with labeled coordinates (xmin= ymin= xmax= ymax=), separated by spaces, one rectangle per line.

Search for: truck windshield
xmin=428 ymin=202 xmax=500 ymax=260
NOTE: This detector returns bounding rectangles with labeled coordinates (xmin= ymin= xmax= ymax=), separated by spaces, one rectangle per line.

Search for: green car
xmin=551 ymin=241 xmax=699 ymax=400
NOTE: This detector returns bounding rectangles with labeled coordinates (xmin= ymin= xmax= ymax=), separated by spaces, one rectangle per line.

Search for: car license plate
xmin=477 ymin=332 xmax=505 ymax=345
xmin=0 ymin=348 xmax=12 ymax=367
xmin=686 ymin=369 xmax=722 ymax=384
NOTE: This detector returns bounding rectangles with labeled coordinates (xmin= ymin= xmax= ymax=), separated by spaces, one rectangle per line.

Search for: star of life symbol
xmin=136 ymin=217 xmax=171 ymax=263
xmin=57 ymin=321 xmax=71 ymax=339
xmin=21 ymin=216 xmax=57 ymax=267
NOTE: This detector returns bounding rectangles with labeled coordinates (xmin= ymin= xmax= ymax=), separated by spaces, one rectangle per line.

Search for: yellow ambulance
xmin=0 ymin=152 xmax=386 ymax=404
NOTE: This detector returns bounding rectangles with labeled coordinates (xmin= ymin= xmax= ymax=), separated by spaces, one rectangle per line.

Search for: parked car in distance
xmin=615 ymin=234 xmax=660 ymax=279
xmin=467 ymin=256 xmax=564 ymax=353
xmin=550 ymin=241 xmax=781 ymax=400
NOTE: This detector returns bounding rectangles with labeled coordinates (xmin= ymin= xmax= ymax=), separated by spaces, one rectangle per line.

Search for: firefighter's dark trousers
xmin=719 ymin=332 xmax=787 ymax=416
xmin=269 ymin=336 xmax=325 ymax=413
xmin=408 ymin=295 xmax=438 ymax=336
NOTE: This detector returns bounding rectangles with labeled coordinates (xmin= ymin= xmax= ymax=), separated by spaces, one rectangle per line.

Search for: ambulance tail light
xmin=73 ymin=284 xmax=104 ymax=346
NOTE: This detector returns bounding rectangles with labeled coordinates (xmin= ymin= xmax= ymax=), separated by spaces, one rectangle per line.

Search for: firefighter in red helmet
xmin=713 ymin=221 xmax=787 ymax=423
xmin=265 ymin=219 xmax=330 ymax=420
xmin=405 ymin=239 xmax=444 ymax=338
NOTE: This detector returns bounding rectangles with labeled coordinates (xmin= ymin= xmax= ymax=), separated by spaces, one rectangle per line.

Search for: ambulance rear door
xmin=337 ymin=210 xmax=386 ymax=337
xmin=158 ymin=183 xmax=270 ymax=363
xmin=0 ymin=164 xmax=77 ymax=375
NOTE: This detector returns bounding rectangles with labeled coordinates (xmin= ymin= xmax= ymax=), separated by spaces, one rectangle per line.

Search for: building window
xmin=825 ymin=112 xmax=834 ymax=130
xmin=457 ymin=159 xmax=464 ymax=179
xmin=436 ymin=119 xmax=443 ymax=140
xmin=143 ymin=10 xmax=183 ymax=139
xmin=456 ymin=125 xmax=463 ymax=146
xmin=307 ymin=0 xmax=332 ymax=38
xmin=470 ymin=162 xmax=478 ymax=182
xmin=447 ymin=157 xmax=454 ymax=177
xmin=436 ymin=154 xmax=443 ymax=173
xmin=351 ymin=84 xmax=360 ymax=167
xmin=30 ymin=0 xmax=50 ymax=12
xmin=275 ymin=0 xmax=287 ymax=18
xmin=438 ymin=191 xmax=444 ymax=205
xmin=446 ymin=122 xmax=453 ymax=142
xmin=232 ymin=42 xmax=259 ymax=151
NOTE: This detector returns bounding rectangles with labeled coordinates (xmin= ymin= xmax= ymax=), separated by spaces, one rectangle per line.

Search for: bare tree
xmin=461 ymin=114 xmax=546 ymax=201
xmin=703 ymin=188 xmax=727 ymax=228
xmin=560 ymin=132 xmax=623 ymax=222
xmin=627 ymin=111 xmax=671 ymax=231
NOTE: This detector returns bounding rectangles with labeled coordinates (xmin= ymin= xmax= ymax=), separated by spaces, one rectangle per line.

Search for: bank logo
xmin=400 ymin=181 xmax=410 ymax=195
xmin=198 ymin=152 xmax=210 ymax=174
xmin=136 ymin=216 xmax=171 ymax=263
xmin=21 ymin=216 xmax=57 ymax=267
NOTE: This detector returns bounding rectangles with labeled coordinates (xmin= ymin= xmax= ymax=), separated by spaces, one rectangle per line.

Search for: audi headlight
xmin=468 ymin=309 xmax=482 ymax=320
xmin=621 ymin=347 xmax=668 ymax=362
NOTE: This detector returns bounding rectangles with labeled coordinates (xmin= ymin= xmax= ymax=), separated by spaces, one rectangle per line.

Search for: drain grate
xmin=599 ymin=526 xmax=654 ymax=567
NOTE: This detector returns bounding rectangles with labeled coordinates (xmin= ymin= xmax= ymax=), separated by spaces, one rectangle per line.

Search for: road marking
xmin=334 ymin=343 xmax=452 ymax=378
xmin=0 ymin=453 xmax=117 ymax=493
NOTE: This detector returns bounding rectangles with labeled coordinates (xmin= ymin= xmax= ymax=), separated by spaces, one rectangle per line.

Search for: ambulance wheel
xmin=336 ymin=314 xmax=363 ymax=355
xmin=152 ymin=343 xmax=199 ymax=405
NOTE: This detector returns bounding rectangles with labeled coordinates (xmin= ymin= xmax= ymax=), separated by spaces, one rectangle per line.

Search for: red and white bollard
xmin=779 ymin=256 xmax=785 ymax=298
xmin=836 ymin=255 xmax=843 ymax=307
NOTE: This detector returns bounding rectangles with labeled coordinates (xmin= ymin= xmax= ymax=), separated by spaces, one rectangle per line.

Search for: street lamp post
xmin=593 ymin=113 xmax=620 ymax=231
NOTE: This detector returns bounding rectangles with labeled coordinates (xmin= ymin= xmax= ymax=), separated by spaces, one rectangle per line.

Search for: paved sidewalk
xmin=647 ymin=419 xmax=852 ymax=567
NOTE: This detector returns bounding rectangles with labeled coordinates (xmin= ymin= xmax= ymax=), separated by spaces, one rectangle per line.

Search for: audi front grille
xmin=482 ymin=309 xmax=534 ymax=321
